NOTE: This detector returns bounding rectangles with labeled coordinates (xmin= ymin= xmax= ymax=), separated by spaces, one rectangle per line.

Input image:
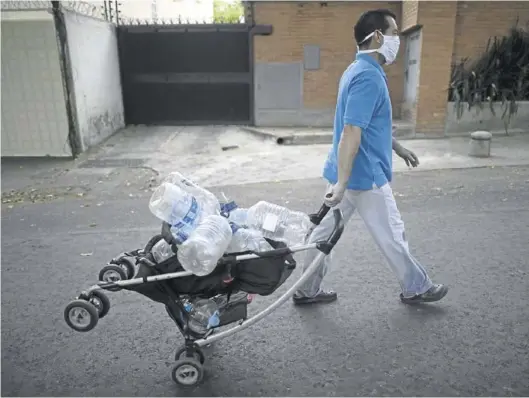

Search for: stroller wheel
xmin=175 ymin=345 xmax=205 ymax=364
xmin=99 ymin=265 xmax=127 ymax=291
xmin=88 ymin=290 xmax=110 ymax=319
xmin=171 ymin=358 xmax=203 ymax=387
xmin=64 ymin=300 xmax=99 ymax=332
xmin=112 ymin=257 xmax=135 ymax=279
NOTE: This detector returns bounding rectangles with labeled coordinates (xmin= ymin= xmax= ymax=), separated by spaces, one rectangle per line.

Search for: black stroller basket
xmin=127 ymin=222 xmax=297 ymax=304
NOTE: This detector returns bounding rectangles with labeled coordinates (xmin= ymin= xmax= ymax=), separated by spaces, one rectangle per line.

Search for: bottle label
xmin=172 ymin=196 xmax=199 ymax=243
xmin=220 ymin=200 xmax=238 ymax=217
xmin=262 ymin=213 xmax=279 ymax=232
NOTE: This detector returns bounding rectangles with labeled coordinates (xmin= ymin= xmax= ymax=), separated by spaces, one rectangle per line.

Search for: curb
xmin=241 ymin=124 xmax=416 ymax=145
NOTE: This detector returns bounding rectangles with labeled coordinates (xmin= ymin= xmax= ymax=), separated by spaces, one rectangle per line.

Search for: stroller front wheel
xmin=171 ymin=358 xmax=204 ymax=387
xmin=174 ymin=345 xmax=205 ymax=364
xmin=98 ymin=265 xmax=127 ymax=291
xmin=64 ymin=300 xmax=99 ymax=332
xmin=111 ymin=257 xmax=135 ymax=279
xmin=88 ymin=290 xmax=111 ymax=319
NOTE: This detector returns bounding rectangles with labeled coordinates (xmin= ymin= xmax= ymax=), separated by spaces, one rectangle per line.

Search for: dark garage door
xmin=118 ymin=24 xmax=251 ymax=125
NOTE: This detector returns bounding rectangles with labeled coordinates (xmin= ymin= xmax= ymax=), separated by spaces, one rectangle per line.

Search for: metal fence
xmin=116 ymin=0 xmax=252 ymax=26
xmin=0 ymin=0 xmax=109 ymax=21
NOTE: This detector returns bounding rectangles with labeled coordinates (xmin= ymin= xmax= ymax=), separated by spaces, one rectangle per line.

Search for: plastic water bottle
xmin=151 ymin=239 xmax=175 ymax=263
xmin=182 ymin=298 xmax=220 ymax=335
xmin=148 ymin=182 xmax=200 ymax=243
xmin=177 ymin=215 xmax=233 ymax=276
xmin=163 ymin=172 xmax=220 ymax=217
xmin=228 ymin=208 xmax=249 ymax=227
xmin=246 ymin=201 xmax=311 ymax=246
xmin=227 ymin=226 xmax=273 ymax=253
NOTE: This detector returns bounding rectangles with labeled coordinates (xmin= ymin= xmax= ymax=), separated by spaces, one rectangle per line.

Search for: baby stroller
xmin=63 ymin=204 xmax=344 ymax=387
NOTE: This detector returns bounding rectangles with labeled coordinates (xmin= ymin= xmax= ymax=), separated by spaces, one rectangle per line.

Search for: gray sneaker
xmin=293 ymin=289 xmax=338 ymax=305
xmin=400 ymin=284 xmax=448 ymax=304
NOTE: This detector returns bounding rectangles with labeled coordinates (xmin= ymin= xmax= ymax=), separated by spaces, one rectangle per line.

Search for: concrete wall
xmin=64 ymin=9 xmax=124 ymax=151
xmin=1 ymin=10 xmax=71 ymax=157
xmin=445 ymin=102 xmax=529 ymax=135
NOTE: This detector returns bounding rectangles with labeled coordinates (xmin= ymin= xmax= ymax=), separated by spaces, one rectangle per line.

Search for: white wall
xmin=64 ymin=9 xmax=124 ymax=151
xmin=1 ymin=10 xmax=71 ymax=157
xmin=445 ymin=102 xmax=529 ymax=135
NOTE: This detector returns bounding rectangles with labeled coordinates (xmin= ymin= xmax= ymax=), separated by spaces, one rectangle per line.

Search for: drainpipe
xmin=51 ymin=1 xmax=82 ymax=157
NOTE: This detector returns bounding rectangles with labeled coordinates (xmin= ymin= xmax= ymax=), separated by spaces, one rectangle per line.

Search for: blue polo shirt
xmin=323 ymin=53 xmax=393 ymax=190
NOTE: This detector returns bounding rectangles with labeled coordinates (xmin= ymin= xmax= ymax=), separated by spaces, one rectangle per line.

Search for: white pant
xmin=297 ymin=183 xmax=433 ymax=298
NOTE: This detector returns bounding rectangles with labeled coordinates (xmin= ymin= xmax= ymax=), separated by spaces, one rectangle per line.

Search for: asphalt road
xmin=2 ymin=166 xmax=529 ymax=397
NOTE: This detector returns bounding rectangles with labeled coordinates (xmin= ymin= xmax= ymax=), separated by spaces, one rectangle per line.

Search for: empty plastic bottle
xmin=246 ymin=201 xmax=311 ymax=246
xmin=163 ymin=172 xmax=220 ymax=217
xmin=148 ymin=182 xmax=201 ymax=243
xmin=227 ymin=226 xmax=273 ymax=253
xmin=228 ymin=208 xmax=249 ymax=227
xmin=177 ymin=215 xmax=233 ymax=276
xmin=151 ymin=239 xmax=175 ymax=263
xmin=182 ymin=298 xmax=220 ymax=335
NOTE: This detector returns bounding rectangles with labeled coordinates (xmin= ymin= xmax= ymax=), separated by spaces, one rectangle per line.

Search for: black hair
xmin=354 ymin=9 xmax=397 ymax=49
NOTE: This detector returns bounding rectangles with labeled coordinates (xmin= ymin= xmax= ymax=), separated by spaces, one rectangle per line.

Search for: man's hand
xmin=324 ymin=183 xmax=346 ymax=208
xmin=394 ymin=143 xmax=420 ymax=168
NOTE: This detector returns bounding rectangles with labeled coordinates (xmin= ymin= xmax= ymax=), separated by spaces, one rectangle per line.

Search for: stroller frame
xmin=64 ymin=205 xmax=344 ymax=387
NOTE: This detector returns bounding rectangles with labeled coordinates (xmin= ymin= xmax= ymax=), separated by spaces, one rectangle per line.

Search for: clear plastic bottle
xmin=228 ymin=208 xmax=249 ymax=227
xmin=177 ymin=215 xmax=233 ymax=276
xmin=246 ymin=201 xmax=311 ymax=246
xmin=148 ymin=182 xmax=201 ymax=242
xmin=182 ymin=298 xmax=220 ymax=335
xmin=227 ymin=227 xmax=273 ymax=253
xmin=163 ymin=172 xmax=220 ymax=217
xmin=151 ymin=239 xmax=175 ymax=263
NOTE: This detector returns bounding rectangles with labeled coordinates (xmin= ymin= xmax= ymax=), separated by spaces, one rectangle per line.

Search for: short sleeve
xmin=343 ymin=71 xmax=381 ymax=129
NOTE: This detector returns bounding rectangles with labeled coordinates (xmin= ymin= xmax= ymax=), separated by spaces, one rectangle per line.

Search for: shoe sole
xmin=400 ymin=286 xmax=449 ymax=304
xmin=292 ymin=295 xmax=338 ymax=305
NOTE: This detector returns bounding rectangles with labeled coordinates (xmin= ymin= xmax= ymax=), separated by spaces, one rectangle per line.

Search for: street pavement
xmin=2 ymin=165 xmax=529 ymax=397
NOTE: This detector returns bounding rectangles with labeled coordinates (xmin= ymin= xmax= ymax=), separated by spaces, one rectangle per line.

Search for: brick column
xmin=414 ymin=1 xmax=458 ymax=136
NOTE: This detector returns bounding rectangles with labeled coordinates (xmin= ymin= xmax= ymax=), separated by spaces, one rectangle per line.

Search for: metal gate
xmin=118 ymin=24 xmax=252 ymax=125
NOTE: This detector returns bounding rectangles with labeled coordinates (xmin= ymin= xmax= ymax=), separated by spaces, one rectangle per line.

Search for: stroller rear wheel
xmin=64 ymin=300 xmax=99 ymax=332
xmin=174 ymin=345 xmax=205 ymax=364
xmin=171 ymin=358 xmax=203 ymax=387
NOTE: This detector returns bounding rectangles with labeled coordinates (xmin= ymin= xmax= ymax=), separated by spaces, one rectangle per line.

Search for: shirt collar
xmin=355 ymin=52 xmax=386 ymax=78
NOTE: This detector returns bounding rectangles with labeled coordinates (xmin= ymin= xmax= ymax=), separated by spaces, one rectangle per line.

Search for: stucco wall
xmin=64 ymin=9 xmax=124 ymax=151
xmin=445 ymin=102 xmax=529 ymax=135
xmin=1 ymin=10 xmax=71 ymax=157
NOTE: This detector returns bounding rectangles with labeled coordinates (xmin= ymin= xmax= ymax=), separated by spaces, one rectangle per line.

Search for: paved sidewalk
xmin=3 ymin=126 xmax=529 ymax=199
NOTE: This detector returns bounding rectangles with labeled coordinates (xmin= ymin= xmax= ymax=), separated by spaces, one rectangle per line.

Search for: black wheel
xmin=98 ymin=265 xmax=127 ymax=291
xmin=64 ymin=299 xmax=99 ymax=332
xmin=112 ymin=257 xmax=135 ymax=279
xmin=171 ymin=358 xmax=204 ymax=387
xmin=174 ymin=345 xmax=205 ymax=364
xmin=89 ymin=290 xmax=110 ymax=318
xmin=145 ymin=234 xmax=163 ymax=253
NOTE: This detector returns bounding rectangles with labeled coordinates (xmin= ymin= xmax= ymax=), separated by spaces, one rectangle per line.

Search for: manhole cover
xmin=78 ymin=158 xmax=145 ymax=169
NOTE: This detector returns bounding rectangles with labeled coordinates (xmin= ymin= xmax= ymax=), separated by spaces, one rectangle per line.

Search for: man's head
xmin=354 ymin=9 xmax=400 ymax=65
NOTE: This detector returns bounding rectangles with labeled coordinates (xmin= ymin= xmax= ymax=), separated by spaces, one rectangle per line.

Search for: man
xmin=293 ymin=9 xmax=448 ymax=305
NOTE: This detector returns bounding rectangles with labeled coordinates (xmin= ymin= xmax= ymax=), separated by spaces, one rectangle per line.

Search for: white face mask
xmin=356 ymin=31 xmax=400 ymax=65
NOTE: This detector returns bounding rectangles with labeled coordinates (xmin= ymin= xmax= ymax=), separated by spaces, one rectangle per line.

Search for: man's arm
xmin=336 ymin=125 xmax=362 ymax=187
xmin=325 ymin=73 xmax=381 ymax=207
xmin=392 ymin=136 xmax=420 ymax=167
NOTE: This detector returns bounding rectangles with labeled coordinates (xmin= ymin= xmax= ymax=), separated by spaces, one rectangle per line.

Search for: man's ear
xmin=375 ymin=30 xmax=383 ymax=45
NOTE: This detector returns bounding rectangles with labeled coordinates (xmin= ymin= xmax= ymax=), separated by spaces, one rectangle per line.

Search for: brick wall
xmin=401 ymin=0 xmax=418 ymax=31
xmin=253 ymin=1 xmax=404 ymax=118
xmin=452 ymin=1 xmax=529 ymax=65
xmin=413 ymin=1 xmax=458 ymax=135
